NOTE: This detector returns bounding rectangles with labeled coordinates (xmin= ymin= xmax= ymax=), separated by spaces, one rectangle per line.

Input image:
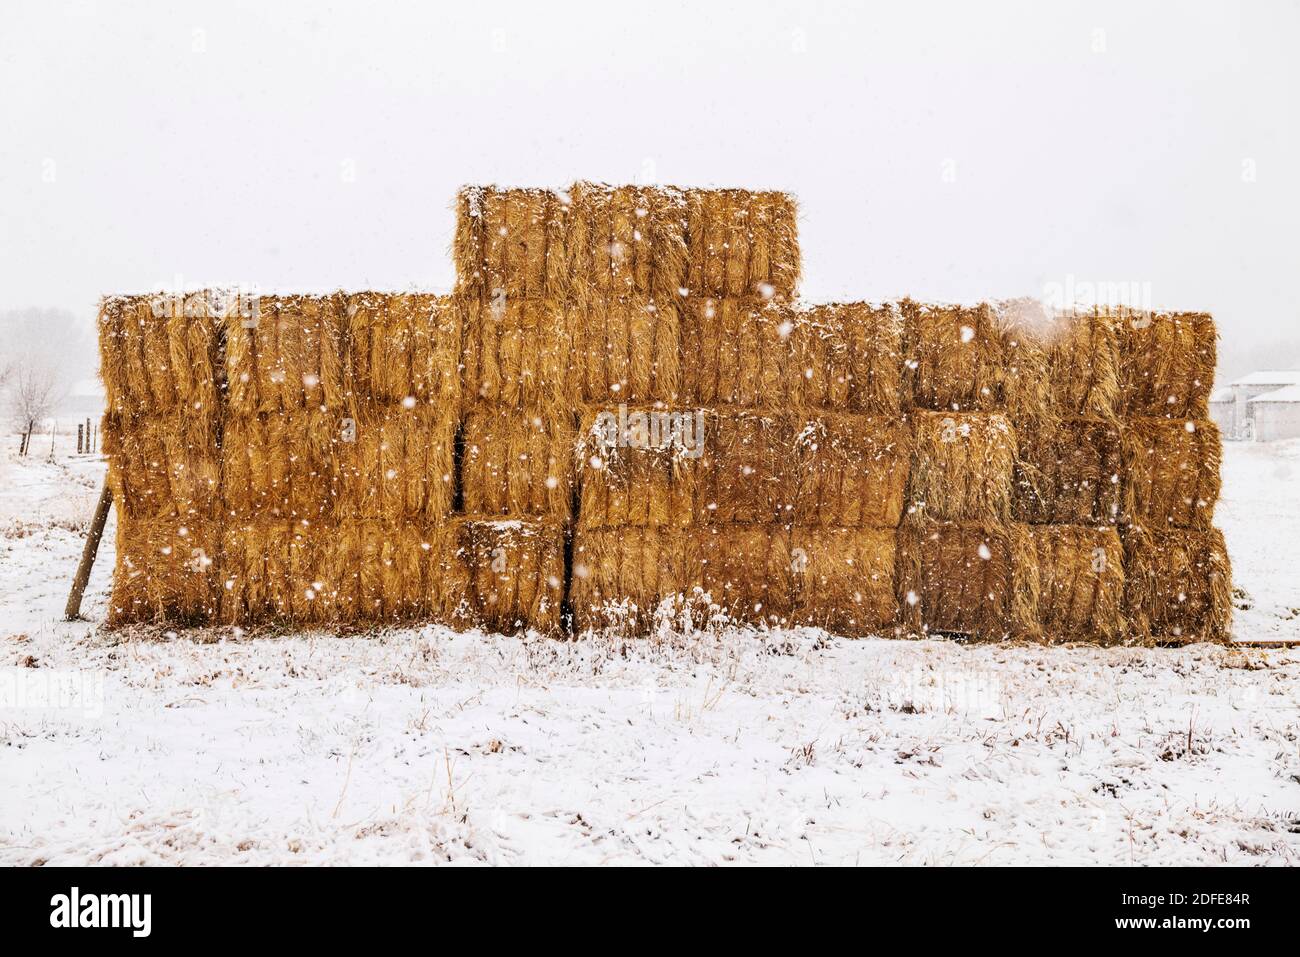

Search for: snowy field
xmin=1 ymin=436 xmax=1298 ymax=866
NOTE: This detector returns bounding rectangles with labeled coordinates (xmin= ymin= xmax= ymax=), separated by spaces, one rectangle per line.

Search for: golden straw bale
xmin=790 ymin=413 xmax=911 ymax=527
xmin=451 ymin=519 xmax=566 ymax=635
xmin=575 ymin=405 xmax=701 ymax=530
xmin=216 ymin=520 xmax=454 ymax=626
xmin=793 ymin=303 xmax=905 ymax=415
xmin=563 ymin=182 xmax=689 ymax=307
xmin=684 ymin=189 xmax=800 ymax=298
xmin=680 ymin=297 xmax=794 ymax=407
xmin=1119 ymin=310 xmax=1217 ymax=419
xmin=897 ymin=520 xmax=1039 ymax=640
xmin=567 ymin=296 xmax=682 ymax=405
xmin=98 ymin=293 xmax=220 ymax=442
xmin=570 ymin=526 xmax=793 ymax=634
xmin=693 ymin=409 xmax=791 ymax=524
xmin=1121 ymin=417 xmax=1221 ymax=529
xmin=222 ymin=294 xmax=347 ymax=416
xmin=1013 ymin=418 xmax=1123 ymax=525
xmin=459 ymin=296 xmax=572 ymax=411
xmin=345 ymin=292 xmax=461 ymax=407
xmin=789 ymin=527 xmax=901 ymax=635
xmin=220 ymin=410 xmax=344 ymax=520
xmin=336 ymin=402 xmax=457 ymax=522
xmin=1122 ymin=525 xmax=1232 ymax=644
xmin=106 ymin=518 xmax=220 ymax=626
xmin=1045 ymin=307 xmax=1122 ymax=420
xmin=908 ymin=411 xmax=1017 ymax=523
xmin=1022 ymin=525 xmax=1125 ymax=643
xmin=104 ymin=414 xmax=221 ymax=520
xmin=461 ymin=405 xmax=575 ymax=520
xmin=453 ymin=186 xmax=567 ymax=301
xmin=903 ymin=300 xmax=1052 ymax=416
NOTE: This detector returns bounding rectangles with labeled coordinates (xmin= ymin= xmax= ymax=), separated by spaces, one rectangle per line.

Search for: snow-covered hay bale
xmin=345 ymin=292 xmax=461 ymax=407
xmin=1119 ymin=310 xmax=1217 ymax=419
xmin=680 ymin=299 xmax=903 ymax=413
xmin=897 ymin=520 xmax=1039 ymax=640
xmin=107 ymin=518 xmax=221 ymax=626
xmin=223 ymin=294 xmax=347 ymax=416
xmin=562 ymin=182 xmax=689 ymax=307
xmin=453 ymin=519 xmax=566 ymax=635
xmin=453 ymin=186 xmax=567 ymax=301
xmin=220 ymin=404 xmax=456 ymax=523
xmin=1013 ymin=418 xmax=1123 ymax=525
xmin=1122 ymin=525 xmax=1232 ymax=644
xmin=788 ymin=412 xmax=911 ymax=527
xmin=908 ymin=411 xmax=1017 ymax=523
xmin=685 ymin=188 xmax=800 ymax=299
xmin=104 ymin=415 xmax=221 ymax=520
xmin=1023 ymin=524 xmax=1125 ymax=643
xmin=98 ymin=293 xmax=221 ymax=445
xmin=575 ymin=406 xmax=700 ymax=530
xmin=1046 ymin=307 xmax=1122 ymax=420
xmin=567 ymin=295 xmax=682 ymax=405
xmin=459 ymin=297 xmax=571 ymax=411
xmin=460 ymin=405 xmax=576 ymax=520
xmin=902 ymin=300 xmax=1051 ymax=417
xmin=788 ymin=526 xmax=901 ymax=635
xmin=571 ymin=525 xmax=793 ymax=635
xmin=1121 ymin=417 xmax=1221 ymax=529
xmin=216 ymin=521 xmax=459 ymax=627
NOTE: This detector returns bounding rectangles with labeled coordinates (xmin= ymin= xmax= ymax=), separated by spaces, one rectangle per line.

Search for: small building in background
xmin=1249 ymin=384 xmax=1300 ymax=442
xmin=1215 ymin=370 xmax=1300 ymax=441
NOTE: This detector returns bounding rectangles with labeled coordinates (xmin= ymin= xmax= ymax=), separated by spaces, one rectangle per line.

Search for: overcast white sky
xmin=2 ymin=0 xmax=1298 ymax=379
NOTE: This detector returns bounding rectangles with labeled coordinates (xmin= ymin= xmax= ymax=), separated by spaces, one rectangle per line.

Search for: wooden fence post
xmin=65 ymin=480 xmax=114 ymax=620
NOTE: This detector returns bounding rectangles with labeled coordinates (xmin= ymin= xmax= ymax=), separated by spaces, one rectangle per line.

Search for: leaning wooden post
xmin=65 ymin=479 xmax=114 ymax=620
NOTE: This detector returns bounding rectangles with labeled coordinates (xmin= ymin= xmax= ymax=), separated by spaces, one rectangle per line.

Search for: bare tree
xmin=8 ymin=356 xmax=63 ymax=455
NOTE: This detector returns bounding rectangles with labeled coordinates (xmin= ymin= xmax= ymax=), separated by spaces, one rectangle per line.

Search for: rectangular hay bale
xmin=1121 ymin=417 xmax=1221 ymax=529
xmin=344 ymin=292 xmax=461 ymax=407
xmin=1022 ymin=524 xmax=1125 ymax=643
xmin=684 ymin=188 xmax=800 ymax=299
xmin=908 ymin=411 xmax=1017 ymax=523
xmin=1013 ymin=418 xmax=1123 ymax=525
xmin=452 ymin=519 xmax=566 ymax=635
xmin=223 ymin=293 xmax=347 ymax=416
xmin=454 ymin=186 xmax=567 ymax=301
xmin=460 ymin=404 xmax=575 ymax=520
xmin=104 ymin=413 xmax=221 ymax=520
xmin=566 ymin=296 xmax=682 ymax=405
xmin=1045 ymin=306 xmax=1122 ymax=420
xmin=1122 ymin=525 xmax=1232 ymax=644
xmin=789 ymin=527 xmax=901 ymax=636
xmin=459 ymin=297 xmax=572 ymax=411
xmin=1119 ymin=310 xmax=1217 ymax=419
xmin=107 ymin=518 xmax=221 ymax=626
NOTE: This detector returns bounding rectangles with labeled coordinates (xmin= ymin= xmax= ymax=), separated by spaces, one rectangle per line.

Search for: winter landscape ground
xmin=1 ymin=435 xmax=1297 ymax=866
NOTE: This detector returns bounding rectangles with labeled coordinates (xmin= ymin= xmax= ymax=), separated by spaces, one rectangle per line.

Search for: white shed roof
xmin=1231 ymin=370 xmax=1300 ymax=387
xmin=1248 ymin=384 xmax=1300 ymax=404
xmin=1209 ymin=387 xmax=1233 ymax=403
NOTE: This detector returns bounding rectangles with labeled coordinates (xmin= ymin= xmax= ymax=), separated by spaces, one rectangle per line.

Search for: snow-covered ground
xmin=1 ymin=436 xmax=1298 ymax=865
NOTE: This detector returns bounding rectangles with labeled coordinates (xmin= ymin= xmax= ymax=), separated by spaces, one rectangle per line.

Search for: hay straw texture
xmin=220 ymin=404 xmax=456 ymax=522
xmin=684 ymin=189 xmax=800 ymax=298
xmin=345 ymin=292 xmax=461 ymax=407
xmin=566 ymin=296 xmax=681 ymax=405
xmin=223 ymin=294 xmax=347 ymax=416
xmin=1022 ymin=525 xmax=1125 ymax=643
xmin=453 ymin=519 xmax=565 ymax=635
xmin=897 ymin=520 xmax=1039 ymax=640
xmin=575 ymin=408 xmax=910 ymax=529
xmin=788 ymin=527 xmax=900 ymax=635
xmin=902 ymin=300 xmax=1051 ymax=417
xmin=1045 ymin=307 xmax=1123 ymax=420
xmin=1013 ymin=418 xmax=1123 ymax=525
xmin=563 ymin=182 xmax=688 ymax=307
xmin=459 ymin=297 xmax=572 ymax=411
xmin=454 ymin=186 xmax=567 ymax=301
xmin=1122 ymin=525 xmax=1232 ymax=644
xmin=98 ymin=293 xmax=220 ymax=444
xmin=908 ymin=411 xmax=1017 ymax=523
xmin=107 ymin=519 xmax=221 ymax=626
xmin=1119 ymin=310 xmax=1217 ymax=419
xmin=1121 ymin=417 xmax=1221 ymax=529
xmin=104 ymin=414 xmax=221 ymax=520
xmin=571 ymin=526 xmax=795 ymax=634
xmin=460 ymin=405 xmax=575 ymax=520
xmin=217 ymin=521 xmax=460 ymax=627
xmin=680 ymin=299 xmax=903 ymax=412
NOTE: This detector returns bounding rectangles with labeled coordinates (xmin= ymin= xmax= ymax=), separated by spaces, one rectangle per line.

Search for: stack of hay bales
xmin=1117 ymin=310 xmax=1231 ymax=643
xmin=99 ymin=292 xmax=224 ymax=624
xmin=216 ymin=292 xmax=461 ymax=627
xmin=97 ymin=181 xmax=1231 ymax=645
